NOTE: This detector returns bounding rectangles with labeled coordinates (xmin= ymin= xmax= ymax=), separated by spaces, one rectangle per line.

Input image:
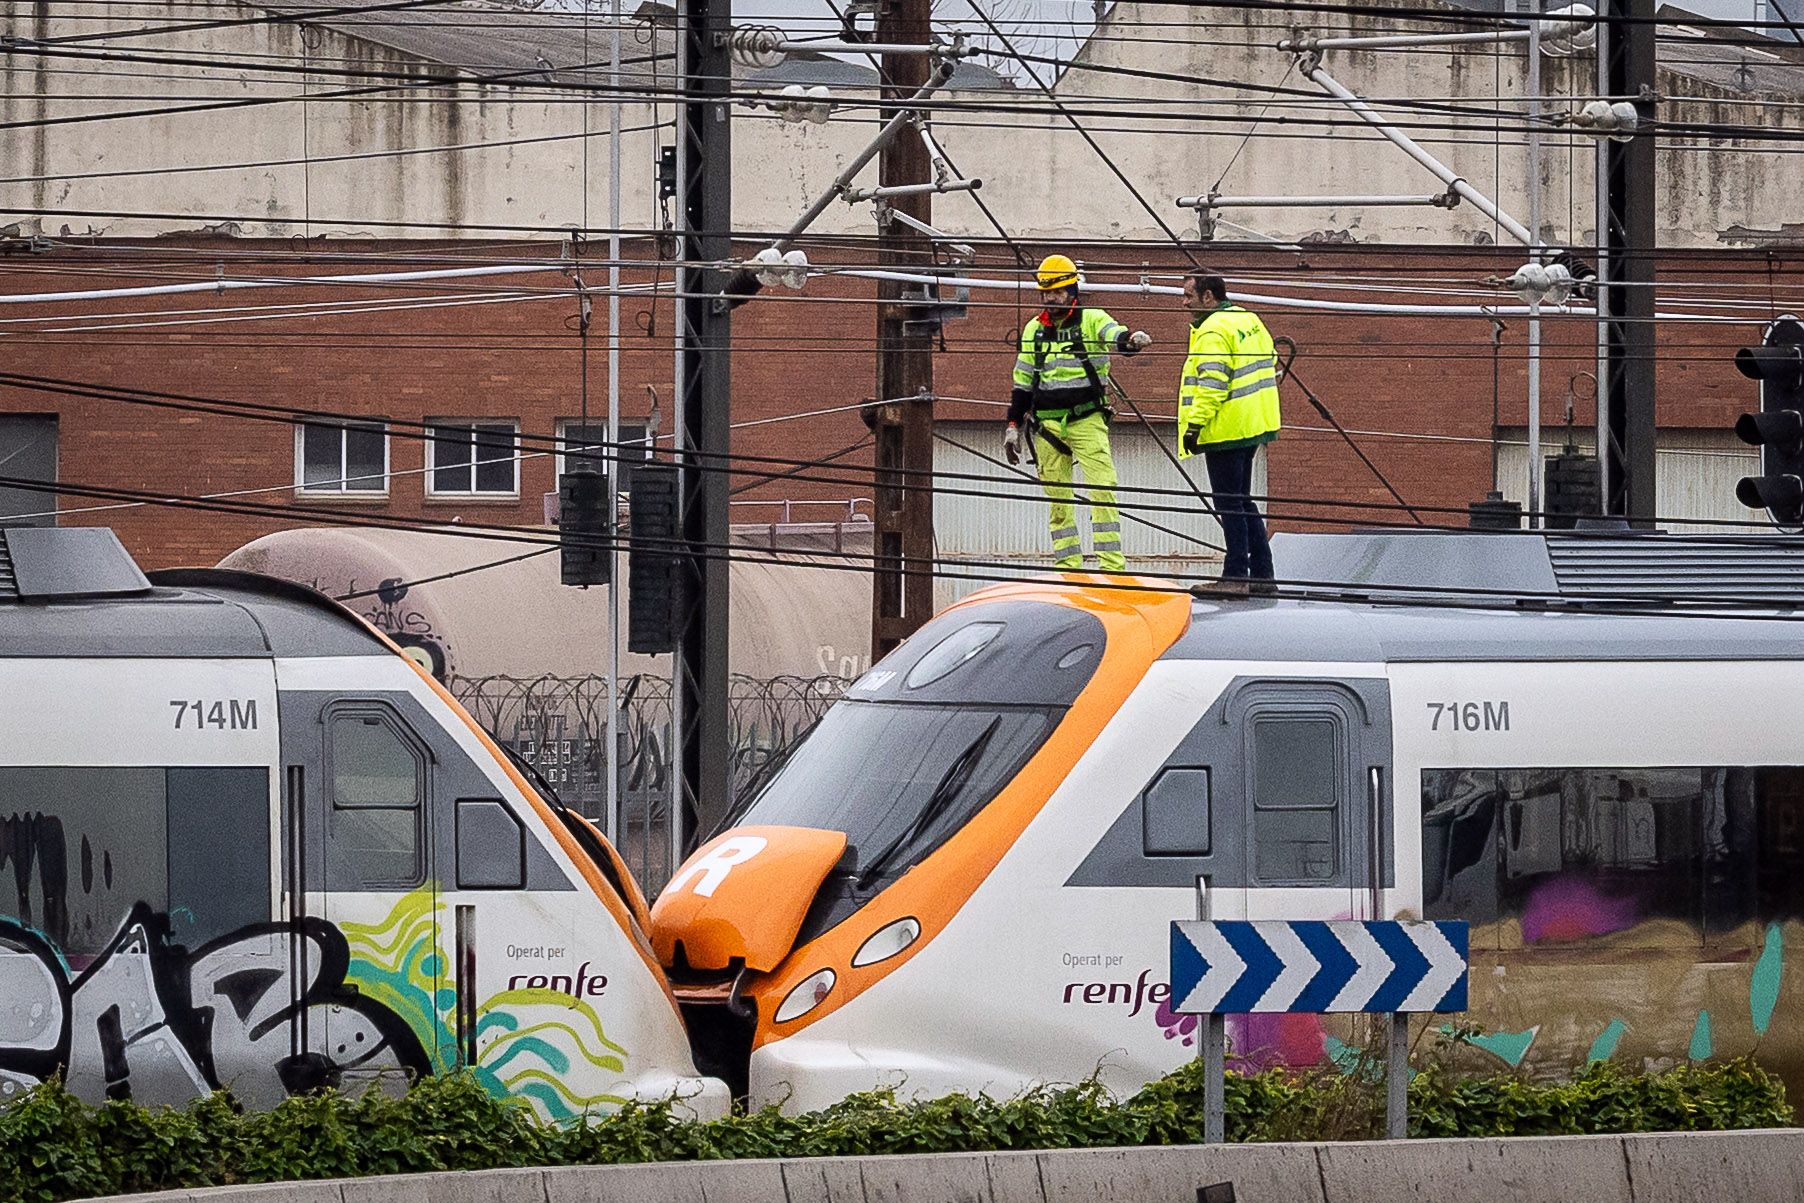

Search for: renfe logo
xmin=1062 ymin=968 xmax=1171 ymax=1018
xmin=666 ymin=835 xmax=768 ymax=898
xmin=509 ymin=961 xmax=609 ymax=998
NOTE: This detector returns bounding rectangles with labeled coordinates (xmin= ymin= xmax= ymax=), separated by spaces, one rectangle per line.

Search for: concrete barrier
xmin=73 ymin=1129 xmax=1804 ymax=1203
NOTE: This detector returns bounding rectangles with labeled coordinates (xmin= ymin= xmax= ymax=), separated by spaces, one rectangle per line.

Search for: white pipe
xmin=843 ymin=178 xmax=981 ymax=201
xmin=768 ymin=39 xmax=975 ymax=56
xmin=1176 ymin=193 xmax=1455 ymax=209
xmin=1526 ymin=3 xmax=1545 ymax=526
xmin=605 ymin=0 xmax=623 ymax=847
xmin=836 ymin=268 xmax=1750 ymax=321
xmin=1595 ymin=8 xmax=1613 ymax=507
xmin=1301 ymin=59 xmax=1538 ymax=248
xmin=1281 ymin=29 xmax=1532 ymax=52
xmin=0 ymin=262 xmax=565 ymax=305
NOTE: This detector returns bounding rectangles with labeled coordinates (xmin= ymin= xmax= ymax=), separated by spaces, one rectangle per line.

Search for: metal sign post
xmin=1170 ymin=919 xmax=1469 ymax=1142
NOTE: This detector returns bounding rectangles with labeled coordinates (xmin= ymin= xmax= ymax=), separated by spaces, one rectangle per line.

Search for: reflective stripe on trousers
xmin=1033 ymin=411 xmax=1125 ymax=571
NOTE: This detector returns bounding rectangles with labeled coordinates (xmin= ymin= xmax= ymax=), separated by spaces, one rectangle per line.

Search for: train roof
xmin=0 ymin=528 xmax=389 ymax=659
xmin=1164 ymin=531 xmax=1804 ymax=664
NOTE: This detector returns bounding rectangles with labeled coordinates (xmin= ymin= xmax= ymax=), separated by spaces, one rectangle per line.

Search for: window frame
xmin=425 ymin=418 xmax=522 ymax=499
xmin=556 ymin=419 xmax=649 ymax=489
xmin=294 ymin=420 xmax=391 ymax=498
xmin=1242 ymin=705 xmax=1349 ymax=887
xmin=324 ymin=701 xmax=430 ymax=888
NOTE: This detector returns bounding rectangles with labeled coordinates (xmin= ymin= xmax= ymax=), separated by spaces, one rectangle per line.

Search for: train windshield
xmin=735 ymin=700 xmax=1060 ymax=881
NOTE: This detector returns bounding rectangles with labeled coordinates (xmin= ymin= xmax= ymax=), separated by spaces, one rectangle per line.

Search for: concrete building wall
xmin=5 ymin=0 xmax=1802 ymax=247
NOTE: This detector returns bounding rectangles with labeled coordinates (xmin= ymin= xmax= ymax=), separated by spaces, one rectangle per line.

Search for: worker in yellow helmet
xmin=1177 ymin=270 xmax=1282 ymax=591
xmin=1004 ymin=254 xmax=1152 ymax=572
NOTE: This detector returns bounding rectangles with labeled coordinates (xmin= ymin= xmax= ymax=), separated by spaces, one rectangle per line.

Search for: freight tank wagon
xmin=0 ymin=528 xmax=727 ymax=1119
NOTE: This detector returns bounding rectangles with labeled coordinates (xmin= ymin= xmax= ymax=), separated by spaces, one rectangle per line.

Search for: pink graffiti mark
xmin=1229 ymin=1013 xmax=1328 ymax=1071
xmin=1154 ymin=999 xmax=1198 ymax=1048
xmin=1521 ymin=875 xmax=1639 ymax=944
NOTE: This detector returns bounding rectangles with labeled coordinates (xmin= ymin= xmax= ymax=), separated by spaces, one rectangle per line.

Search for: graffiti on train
xmin=0 ymin=890 xmax=637 ymax=1120
xmin=0 ymin=904 xmax=428 ymax=1108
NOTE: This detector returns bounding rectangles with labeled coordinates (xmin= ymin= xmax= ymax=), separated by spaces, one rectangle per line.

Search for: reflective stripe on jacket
xmin=1012 ymin=308 xmax=1127 ymax=409
xmin=1177 ymin=304 xmax=1281 ymax=457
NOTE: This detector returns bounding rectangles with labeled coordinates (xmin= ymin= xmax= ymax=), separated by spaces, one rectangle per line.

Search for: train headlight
xmin=774 ymin=968 xmax=837 ymax=1023
xmin=851 ymin=917 xmax=921 ymax=968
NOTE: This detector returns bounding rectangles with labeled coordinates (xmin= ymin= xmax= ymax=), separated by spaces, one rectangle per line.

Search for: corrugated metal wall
xmin=1493 ymin=428 xmax=1759 ymax=533
xmin=933 ymin=421 xmax=1255 ymax=606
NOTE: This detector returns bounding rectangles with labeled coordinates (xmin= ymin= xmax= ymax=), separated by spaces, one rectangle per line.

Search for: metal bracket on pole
xmin=880 ymin=206 xmax=975 ymax=262
xmin=726 ymin=26 xmax=974 ymax=62
xmin=766 ymin=57 xmax=954 ymax=253
xmin=844 ymin=178 xmax=981 ymax=202
xmin=915 ymin=114 xmax=954 ymax=184
xmin=1177 ymin=190 xmax=1460 ymax=238
xmin=1294 ymin=56 xmax=1539 ymax=248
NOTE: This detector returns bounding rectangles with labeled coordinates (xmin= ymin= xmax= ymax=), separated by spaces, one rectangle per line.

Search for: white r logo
xmin=665 ymin=835 xmax=769 ymax=898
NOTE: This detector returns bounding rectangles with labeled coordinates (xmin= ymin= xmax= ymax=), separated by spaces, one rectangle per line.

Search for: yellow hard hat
xmin=1036 ymin=254 xmax=1081 ymax=292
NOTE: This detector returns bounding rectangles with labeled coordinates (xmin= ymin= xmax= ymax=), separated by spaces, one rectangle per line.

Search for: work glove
xmin=1127 ymin=330 xmax=1153 ymax=351
xmin=1003 ymin=422 xmax=1023 ymax=466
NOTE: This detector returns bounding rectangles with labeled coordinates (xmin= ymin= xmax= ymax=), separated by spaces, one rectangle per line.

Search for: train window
xmin=1422 ymin=765 xmax=1804 ymax=945
xmin=456 ymin=799 xmax=525 ymax=889
xmin=733 ymin=700 xmax=1059 ymax=887
xmin=0 ymin=766 xmax=271 ymax=959
xmin=904 ymin=622 xmax=1004 ymax=690
xmin=1142 ymin=767 xmax=1211 ymax=857
xmin=328 ymin=709 xmax=426 ymax=887
xmin=1250 ymin=717 xmax=1340 ymax=883
xmin=166 ymin=768 xmax=271 ymax=946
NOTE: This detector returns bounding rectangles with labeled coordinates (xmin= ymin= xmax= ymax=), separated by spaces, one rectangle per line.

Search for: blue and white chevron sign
xmin=1169 ymin=920 xmax=1469 ymax=1015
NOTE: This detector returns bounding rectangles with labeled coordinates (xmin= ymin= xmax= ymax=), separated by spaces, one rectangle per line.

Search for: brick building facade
xmin=0 ymin=236 xmax=1787 ymax=572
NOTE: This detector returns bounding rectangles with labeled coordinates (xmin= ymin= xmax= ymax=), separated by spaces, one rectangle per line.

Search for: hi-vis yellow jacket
xmin=1177 ymin=304 xmax=1282 ymax=457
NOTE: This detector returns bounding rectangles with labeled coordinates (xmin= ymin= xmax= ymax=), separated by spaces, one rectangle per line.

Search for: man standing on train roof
xmin=1003 ymin=254 xmax=1153 ymax=573
xmin=1177 ymin=270 xmax=1282 ymax=592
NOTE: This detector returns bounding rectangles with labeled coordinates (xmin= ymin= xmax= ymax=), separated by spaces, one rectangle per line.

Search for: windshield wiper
xmin=855 ymin=715 xmax=1002 ymax=890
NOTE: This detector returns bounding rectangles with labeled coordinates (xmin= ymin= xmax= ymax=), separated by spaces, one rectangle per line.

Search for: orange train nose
xmin=650 ymin=825 xmax=849 ymax=972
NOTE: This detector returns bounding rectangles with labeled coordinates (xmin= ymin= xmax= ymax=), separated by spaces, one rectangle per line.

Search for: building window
xmin=297 ymin=421 xmax=388 ymax=495
xmin=558 ymin=420 xmax=649 ymax=490
xmin=0 ymin=415 xmax=57 ymax=527
xmin=427 ymin=421 xmax=519 ymax=497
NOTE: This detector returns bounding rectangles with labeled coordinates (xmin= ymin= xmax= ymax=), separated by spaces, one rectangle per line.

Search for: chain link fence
xmin=450 ymin=673 xmax=848 ymax=892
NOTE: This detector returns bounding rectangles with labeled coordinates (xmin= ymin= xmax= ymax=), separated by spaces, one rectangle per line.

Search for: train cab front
xmin=648 ymin=576 xmax=1192 ymax=1109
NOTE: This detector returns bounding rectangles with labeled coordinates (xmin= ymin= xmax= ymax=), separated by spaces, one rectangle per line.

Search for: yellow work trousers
xmin=1033 ymin=411 xmax=1124 ymax=572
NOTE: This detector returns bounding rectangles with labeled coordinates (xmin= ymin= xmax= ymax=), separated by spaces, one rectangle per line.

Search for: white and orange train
xmin=9 ymin=525 xmax=1804 ymax=1117
xmin=0 ymin=528 xmax=726 ymax=1119
xmin=653 ymin=532 xmax=1804 ymax=1109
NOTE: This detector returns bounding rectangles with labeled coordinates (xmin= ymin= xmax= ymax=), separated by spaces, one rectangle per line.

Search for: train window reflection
xmin=735 ymin=701 xmax=1058 ymax=885
xmin=1422 ymin=764 xmax=1804 ymax=945
xmin=904 ymin=622 xmax=1004 ymax=690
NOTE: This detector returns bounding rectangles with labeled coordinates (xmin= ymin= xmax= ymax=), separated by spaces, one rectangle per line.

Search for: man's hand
xmin=1127 ymin=330 xmax=1153 ymax=351
xmin=1003 ymin=422 xmax=1023 ymax=466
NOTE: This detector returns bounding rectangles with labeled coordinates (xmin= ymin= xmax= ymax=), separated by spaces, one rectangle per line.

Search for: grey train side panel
xmin=1067 ymin=676 xmax=1393 ymax=891
xmin=276 ymin=690 xmax=571 ymax=896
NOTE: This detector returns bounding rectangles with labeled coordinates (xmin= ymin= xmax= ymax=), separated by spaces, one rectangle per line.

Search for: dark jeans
xmin=1203 ymin=446 xmax=1273 ymax=580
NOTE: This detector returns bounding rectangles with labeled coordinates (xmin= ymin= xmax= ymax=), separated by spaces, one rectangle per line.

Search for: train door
xmin=1224 ymin=679 xmax=1392 ymax=920
xmin=284 ymin=692 xmax=445 ymax=1093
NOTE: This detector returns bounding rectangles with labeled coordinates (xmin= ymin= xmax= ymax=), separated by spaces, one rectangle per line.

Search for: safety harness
xmin=1028 ymin=310 xmax=1112 ymax=425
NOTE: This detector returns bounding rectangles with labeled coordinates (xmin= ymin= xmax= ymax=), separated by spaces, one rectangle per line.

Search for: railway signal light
xmin=627 ymin=462 xmax=681 ymax=654
xmin=558 ymin=463 xmax=612 ymax=587
xmin=1734 ymin=316 xmax=1804 ymax=530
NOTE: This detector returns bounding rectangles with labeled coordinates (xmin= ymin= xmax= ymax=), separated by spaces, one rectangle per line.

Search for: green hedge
xmin=2 ymin=1059 xmax=1791 ymax=1203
